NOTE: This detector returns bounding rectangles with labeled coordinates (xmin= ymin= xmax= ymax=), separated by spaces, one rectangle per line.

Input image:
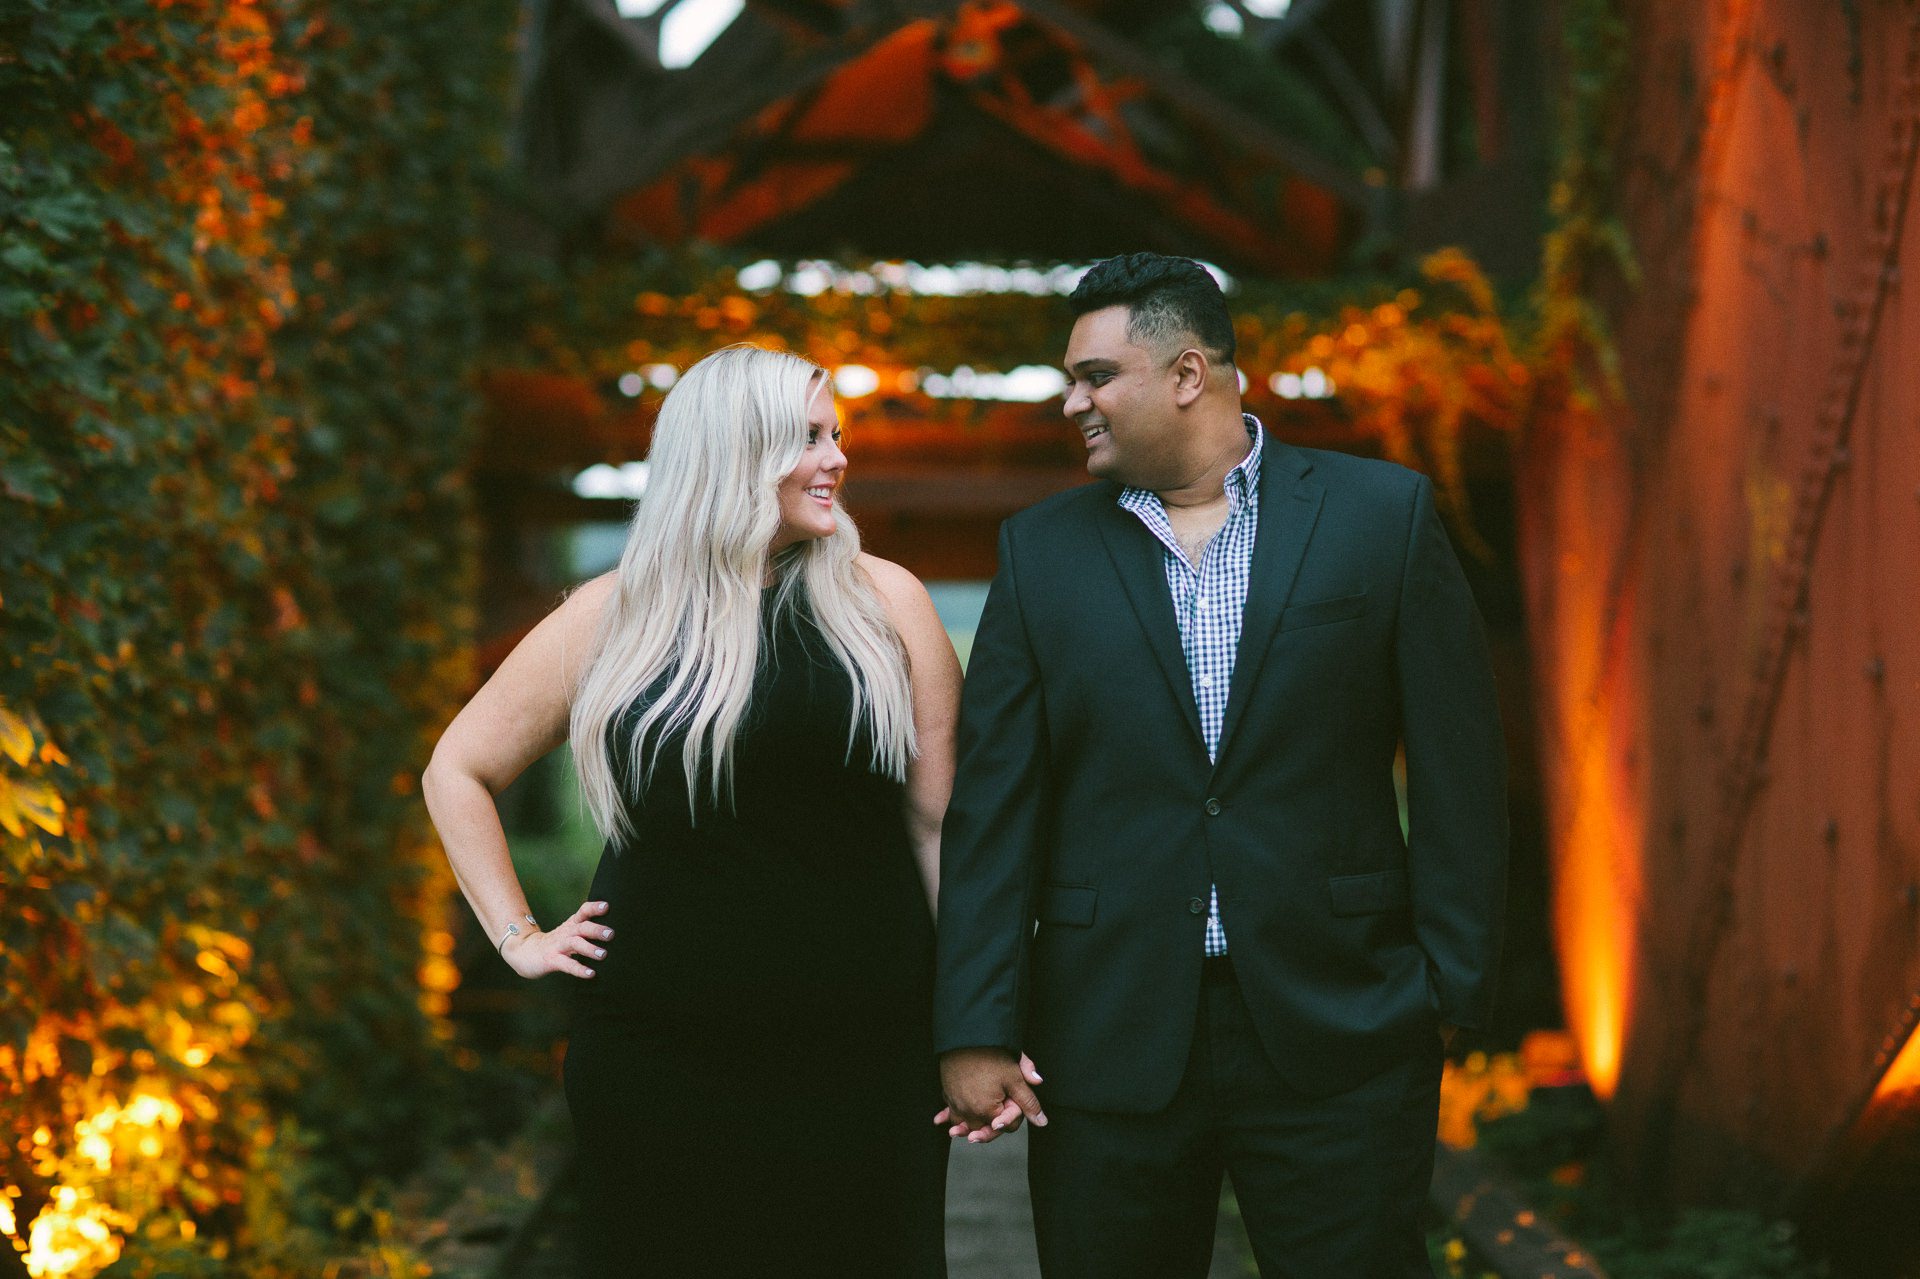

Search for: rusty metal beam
xmin=569 ymin=0 xmax=969 ymax=212
xmin=575 ymin=0 xmax=665 ymax=71
xmin=1008 ymin=0 xmax=1370 ymax=209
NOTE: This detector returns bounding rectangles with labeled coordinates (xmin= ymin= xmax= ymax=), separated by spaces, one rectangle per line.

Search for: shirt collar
xmin=1226 ymin=413 xmax=1264 ymax=511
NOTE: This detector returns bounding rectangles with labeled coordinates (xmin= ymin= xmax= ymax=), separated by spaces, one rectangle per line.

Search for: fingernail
xmin=593 ymin=947 xmax=606 ymax=958
xmin=991 ymin=1120 xmax=1005 ymax=1130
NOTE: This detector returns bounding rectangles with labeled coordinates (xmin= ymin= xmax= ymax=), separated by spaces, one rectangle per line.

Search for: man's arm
xmin=1395 ymin=475 xmax=1509 ymax=1032
xmin=935 ymin=522 xmax=1052 ymax=1137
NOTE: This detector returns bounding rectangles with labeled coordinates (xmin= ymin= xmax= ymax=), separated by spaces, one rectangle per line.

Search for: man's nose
xmin=1062 ymin=385 xmax=1088 ymax=418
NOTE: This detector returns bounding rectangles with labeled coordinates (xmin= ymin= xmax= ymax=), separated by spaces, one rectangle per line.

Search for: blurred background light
xmin=834 ymin=364 xmax=881 ymax=397
xmin=919 ymin=365 xmax=1068 ymax=401
xmin=572 ymin=461 xmax=651 ymax=499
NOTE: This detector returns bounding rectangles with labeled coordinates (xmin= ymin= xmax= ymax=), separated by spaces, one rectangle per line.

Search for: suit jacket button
xmin=1189 ymin=897 xmax=1205 ymax=914
xmin=1204 ymin=798 xmax=1222 ymax=816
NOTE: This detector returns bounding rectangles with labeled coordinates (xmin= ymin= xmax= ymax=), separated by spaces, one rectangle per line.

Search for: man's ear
xmin=1171 ymin=348 xmax=1208 ymax=407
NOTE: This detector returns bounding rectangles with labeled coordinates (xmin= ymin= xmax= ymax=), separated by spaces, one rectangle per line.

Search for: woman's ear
xmin=1171 ymin=348 xmax=1208 ymax=407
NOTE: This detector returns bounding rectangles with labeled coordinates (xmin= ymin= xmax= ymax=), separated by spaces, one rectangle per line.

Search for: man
xmin=934 ymin=253 xmax=1508 ymax=1277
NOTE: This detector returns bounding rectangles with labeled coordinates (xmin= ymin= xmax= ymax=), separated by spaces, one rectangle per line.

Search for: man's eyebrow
xmin=1066 ymin=358 xmax=1119 ymax=375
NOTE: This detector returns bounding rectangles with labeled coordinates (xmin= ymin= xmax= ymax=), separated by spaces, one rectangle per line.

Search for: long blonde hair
xmin=568 ymin=345 xmax=915 ymax=846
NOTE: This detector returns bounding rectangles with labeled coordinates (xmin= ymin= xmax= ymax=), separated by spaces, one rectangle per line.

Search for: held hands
xmin=501 ymin=900 xmax=614 ymax=980
xmin=935 ymin=1048 xmax=1047 ymax=1144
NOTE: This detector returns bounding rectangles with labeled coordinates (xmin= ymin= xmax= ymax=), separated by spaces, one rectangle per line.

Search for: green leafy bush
xmin=1 ymin=0 xmax=514 ymax=1270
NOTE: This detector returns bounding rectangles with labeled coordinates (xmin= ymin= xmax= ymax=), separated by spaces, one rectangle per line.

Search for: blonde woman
xmin=422 ymin=346 xmax=961 ymax=1275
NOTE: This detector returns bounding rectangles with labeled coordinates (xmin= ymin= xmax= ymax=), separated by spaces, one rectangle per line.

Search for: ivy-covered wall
xmin=0 ymin=1 xmax=515 ymax=1272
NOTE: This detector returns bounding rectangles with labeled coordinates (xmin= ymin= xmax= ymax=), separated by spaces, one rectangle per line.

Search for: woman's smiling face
xmin=771 ymin=375 xmax=846 ymax=550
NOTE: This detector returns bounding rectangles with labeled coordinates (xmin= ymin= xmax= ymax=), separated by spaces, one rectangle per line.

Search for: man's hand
xmin=935 ymin=1048 xmax=1046 ymax=1144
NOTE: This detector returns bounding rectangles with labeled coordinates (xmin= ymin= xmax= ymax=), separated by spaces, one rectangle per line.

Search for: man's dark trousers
xmin=1027 ymin=960 xmax=1441 ymax=1278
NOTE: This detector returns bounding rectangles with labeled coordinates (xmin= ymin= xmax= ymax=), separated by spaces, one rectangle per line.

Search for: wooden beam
xmin=1402 ymin=0 xmax=1448 ymax=189
xmin=1007 ymin=0 xmax=1369 ymax=208
xmin=1251 ymin=0 xmax=1337 ymax=53
xmin=576 ymin=0 xmax=969 ymax=211
xmin=1300 ymin=23 xmax=1399 ymax=167
xmin=575 ymin=0 xmax=664 ymax=71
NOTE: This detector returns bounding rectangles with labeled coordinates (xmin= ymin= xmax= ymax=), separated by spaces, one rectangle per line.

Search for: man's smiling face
xmin=1061 ymin=304 xmax=1188 ymax=489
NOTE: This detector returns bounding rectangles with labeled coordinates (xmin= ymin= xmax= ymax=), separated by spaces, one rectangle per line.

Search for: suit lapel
xmin=1096 ymin=498 xmax=1205 ymax=751
xmin=1214 ymin=442 xmax=1324 ymax=765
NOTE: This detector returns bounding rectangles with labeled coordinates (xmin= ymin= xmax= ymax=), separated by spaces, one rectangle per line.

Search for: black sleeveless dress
xmin=563 ymin=594 xmax=949 ymax=1277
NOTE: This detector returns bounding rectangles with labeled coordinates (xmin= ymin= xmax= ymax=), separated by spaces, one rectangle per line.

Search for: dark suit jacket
xmin=933 ymin=437 xmax=1509 ymax=1109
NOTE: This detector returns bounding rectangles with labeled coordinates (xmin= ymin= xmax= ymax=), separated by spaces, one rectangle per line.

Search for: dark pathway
xmin=945 ymin=1125 xmax=1257 ymax=1278
xmin=504 ymin=1123 xmax=1257 ymax=1277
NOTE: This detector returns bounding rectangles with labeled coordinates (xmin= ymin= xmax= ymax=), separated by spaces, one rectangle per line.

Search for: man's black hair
xmin=1067 ymin=252 xmax=1236 ymax=367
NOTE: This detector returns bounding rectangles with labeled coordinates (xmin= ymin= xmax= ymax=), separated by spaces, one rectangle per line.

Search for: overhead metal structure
xmin=508 ymin=0 xmax=1547 ymax=274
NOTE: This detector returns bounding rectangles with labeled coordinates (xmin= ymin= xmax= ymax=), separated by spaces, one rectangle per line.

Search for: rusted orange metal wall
xmin=1517 ymin=0 xmax=1920 ymax=1232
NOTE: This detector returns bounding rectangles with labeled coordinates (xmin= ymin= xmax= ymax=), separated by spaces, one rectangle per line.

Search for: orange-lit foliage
xmin=1256 ymin=249 xmax=1539 ymax=554
xmin=1 ymin=1 xmax=513 ymax=1273
xmin=1437 ymin=1030 xmax=1587 ymax=1150
xmin=501 ymin=249 xmax=1550 ymax=538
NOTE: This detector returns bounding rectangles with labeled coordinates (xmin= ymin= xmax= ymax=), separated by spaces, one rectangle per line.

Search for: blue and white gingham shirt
xmin=1116 ymin=415 xmax=1264 ymax=957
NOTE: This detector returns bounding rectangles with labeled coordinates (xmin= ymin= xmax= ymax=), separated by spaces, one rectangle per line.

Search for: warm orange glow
xmin=1551 ymin=686 xmax=1642 ymax=1100
xmin=1437 ymin=1050 xmax=1533 ymax=1149
xmin=1532 ymin=472 xmax=1644 ymax=1104
xmin=21 ymin=1185 xmax=129 ymax=1279
xmin=3 ymin=1095 xmax=185 ymax=1277
xmin=1518 ymin=1028 xmax=1586 ymax=1087
xmin=1870 ymin=1019 xmax=1920 ymax=1101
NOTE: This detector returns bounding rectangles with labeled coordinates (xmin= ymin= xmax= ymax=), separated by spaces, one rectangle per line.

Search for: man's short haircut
xmin=1067 ymin=252 xmax=1236 ymax=367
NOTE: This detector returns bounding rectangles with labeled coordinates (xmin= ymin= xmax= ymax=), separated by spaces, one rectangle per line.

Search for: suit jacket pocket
xmin=1326 ymin=868 xmax=1410 ymax=916
xmin=1279 ymin=590 xmax=1368 ymax=632
xmin=1036 ymin=883 xmax=1097 ymax=927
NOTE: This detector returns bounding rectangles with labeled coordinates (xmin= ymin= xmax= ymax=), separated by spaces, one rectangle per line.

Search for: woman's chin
xmin=774 ymin=520 xmax=834 ymax=548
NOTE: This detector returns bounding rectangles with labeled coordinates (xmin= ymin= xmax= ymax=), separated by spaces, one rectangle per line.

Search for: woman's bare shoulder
xmin=855 ymin=552 xmax=928 ymax=605
xmin=564 ymin=570 xmax=618 ymax=615
xmin=856 ymin=553 xmax=951 ymax=655
xmin=546 ymin=571 xmax=618 ymax=687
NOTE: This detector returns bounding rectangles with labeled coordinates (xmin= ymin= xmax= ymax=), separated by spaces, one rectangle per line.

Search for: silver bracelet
xmin=497 ymin=913 xmax=537 ymax=955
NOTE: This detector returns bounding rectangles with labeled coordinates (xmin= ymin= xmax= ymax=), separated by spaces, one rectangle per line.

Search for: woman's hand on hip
xmin=503 ymin=900 xmax=613 ymax=979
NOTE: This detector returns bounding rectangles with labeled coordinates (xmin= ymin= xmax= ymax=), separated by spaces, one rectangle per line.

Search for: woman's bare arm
xmin=859 ymin=553 xmax=963 ymax=917
xmin=421 ymin=573 xmax=617 ymax=977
